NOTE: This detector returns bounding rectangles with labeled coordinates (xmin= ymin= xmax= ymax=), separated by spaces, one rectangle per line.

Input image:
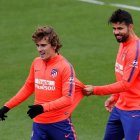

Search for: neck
xmin=44 ymin=53 xmax=58 ymax=62
xmin=128 ymin=30 xmax=136 ymax=39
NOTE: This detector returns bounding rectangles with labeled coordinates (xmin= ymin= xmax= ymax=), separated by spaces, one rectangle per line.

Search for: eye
xmin=118 ymin=27 xmax=123 ymax=30
xmin=36 ymin=44 xmax=48 ymax=48
xmin=36 ymin=44 xmax=39 ymax=47
xmin=41 ymin=44 xmax=47 ymax=47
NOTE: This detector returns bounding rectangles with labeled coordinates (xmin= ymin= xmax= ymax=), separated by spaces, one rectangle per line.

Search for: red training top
xmin=94 ymin=36 xmax=140 ymax=110
xmin=5 ymin=54 xmax=84 ymax=123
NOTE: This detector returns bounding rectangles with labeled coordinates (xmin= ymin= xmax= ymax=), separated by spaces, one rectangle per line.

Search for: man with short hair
xmin=83 ymin=9 xmax=140 ymax=140
xmin=0 ymin=26 xmax=84 ymax=140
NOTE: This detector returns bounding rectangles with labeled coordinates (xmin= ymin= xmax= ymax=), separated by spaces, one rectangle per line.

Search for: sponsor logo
xmin=69 ymin=77 xmax=74 ymax=83
xmin=65 ymin=133 xmax=70 ymax=138
xmin=35 ymin=69 xmax=40 ymax=72
xmin=65 ymin=112 xmax=69 ymax=115
xmin=131 ymin=114 xmax=140 ymax=118
xmin=66 ymin=77 xmax=75 ymax=85
xmin=122 ymin=53 xmax=126 ymax=61
xmin=115 ymin=62 xmax=123 ymax=75
xmin=51 ymin=69 xmax=58 ymax=78
xmin=35 ymin=78 xmax=55 ymax=90
xmin=130 ymin=60 xmax=138 ymax=68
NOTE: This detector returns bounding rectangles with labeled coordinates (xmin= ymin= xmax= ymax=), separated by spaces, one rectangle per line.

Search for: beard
xmin=115 ymin=33 xmax=129 ymax=43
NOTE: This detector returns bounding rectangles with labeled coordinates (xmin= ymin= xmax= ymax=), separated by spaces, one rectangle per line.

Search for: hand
xmin=0 ymin=106 xmax=10 ymax=121
xmin=83 ymin=85 xmax=93 ymax=96
xmin=27 ymin=105 xmax=44 ymax=119
xmin=104 ymin=96 xmax=116 ymax=112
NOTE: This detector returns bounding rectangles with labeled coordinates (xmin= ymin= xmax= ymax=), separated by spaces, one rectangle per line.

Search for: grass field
xmin=0 ymin=0 xmax=140 ymax=139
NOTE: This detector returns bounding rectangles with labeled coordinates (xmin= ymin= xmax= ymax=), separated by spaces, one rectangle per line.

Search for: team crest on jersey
xmin=51 ymin=69 xmax=58 ymax=78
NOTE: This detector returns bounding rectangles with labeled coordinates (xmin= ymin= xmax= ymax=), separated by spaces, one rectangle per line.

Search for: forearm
xmin=5 ymin=83 xmax=34 ymax=109
xmin=93 ymin=80 xmax=130 ymax=95
xmin=42 ymin=95 xmax=73 ymax=112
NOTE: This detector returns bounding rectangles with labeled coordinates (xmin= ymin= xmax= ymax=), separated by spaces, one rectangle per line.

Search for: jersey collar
xmin=121 ymin=35 xmax=138 ymax=47
xmin=43 ymin=54 xmax=62 ymax=65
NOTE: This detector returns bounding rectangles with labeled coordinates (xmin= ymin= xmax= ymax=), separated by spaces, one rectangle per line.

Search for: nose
xmin=113 ymin=29 xmax=120 ymax=35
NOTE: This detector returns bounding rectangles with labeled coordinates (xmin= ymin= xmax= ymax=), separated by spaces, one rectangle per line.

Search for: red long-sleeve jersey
xmin=94 ymin=36 xmax=140 ymax=110
xmin=5 ymin=54 xmax=84 ymax=123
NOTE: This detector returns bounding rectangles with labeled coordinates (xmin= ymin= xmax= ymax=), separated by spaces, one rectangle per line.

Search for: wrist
xmin=93 ymin=86 xmax=97 ymax=95
xmin=111 ymin=96 xmax=118 ymax=102
xmin=1 ymin=106 xmax=10 ymax=113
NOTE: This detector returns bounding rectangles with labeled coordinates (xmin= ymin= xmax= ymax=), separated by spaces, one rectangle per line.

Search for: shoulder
xmin=31 ymin=57 xmax=43 ymax=67
xmin=32 ymin=57 xmax=43 ymax=63
xmin=127 ymin=39 xmax=140 ymax=54
xmin=59 ymin=55 xmax=73 ymax=68
xmin=125 ymin=40 xmax=140 ymax=64
xmin=33 ymin=57 xmax=41 ymax=61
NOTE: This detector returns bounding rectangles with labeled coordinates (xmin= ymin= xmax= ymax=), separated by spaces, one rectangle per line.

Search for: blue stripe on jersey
xmin=128 ymin=40 xmax=140 ymax=82
xmin=68 ymin=64 xmax=74 ymax=96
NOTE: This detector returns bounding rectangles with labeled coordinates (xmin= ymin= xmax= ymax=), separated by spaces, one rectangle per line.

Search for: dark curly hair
xmin=108 ymin=9 xmax=133 ymax=25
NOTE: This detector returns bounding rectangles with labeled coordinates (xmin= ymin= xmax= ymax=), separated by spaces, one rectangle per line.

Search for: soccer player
xmin=83 ymin=9 xmax=140 ymax=140
xmin=0 ymin=26 xmax=84 ymax=140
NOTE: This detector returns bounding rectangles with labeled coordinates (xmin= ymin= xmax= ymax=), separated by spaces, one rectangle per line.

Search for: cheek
xmin=44 ymin=48 xmax=53 ymax=55
xmin=44 ymin=47 xmax=50 ymax=52
xmin=122 ymin=28 xmax=129 ymax=34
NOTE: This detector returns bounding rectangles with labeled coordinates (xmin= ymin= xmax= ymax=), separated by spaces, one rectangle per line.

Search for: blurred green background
xmin=0 ymin=0 xmax=140 ymax=139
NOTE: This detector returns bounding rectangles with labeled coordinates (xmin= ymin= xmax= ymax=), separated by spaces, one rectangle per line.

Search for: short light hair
xmin=32 ymin=26 xmax=62 ymax=52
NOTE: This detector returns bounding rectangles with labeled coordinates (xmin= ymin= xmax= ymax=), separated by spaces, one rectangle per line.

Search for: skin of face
xmin=35 ymin=37 xmax=57 ymax=61
xmin=112 ymin=22 xmax=133 ymax=43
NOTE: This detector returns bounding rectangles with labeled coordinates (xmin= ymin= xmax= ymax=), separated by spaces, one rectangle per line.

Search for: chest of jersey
xmin=34 ymin=60 xmax=62 ymax=94
xmin=115 ymin=45 xmax=128 ymax=80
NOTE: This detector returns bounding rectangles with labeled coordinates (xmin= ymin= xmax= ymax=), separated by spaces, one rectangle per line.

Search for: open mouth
xmin=116 ymin=35 xmax=122 ymax=39
xmin=40 ymin=52 xmax=45 ymax=58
